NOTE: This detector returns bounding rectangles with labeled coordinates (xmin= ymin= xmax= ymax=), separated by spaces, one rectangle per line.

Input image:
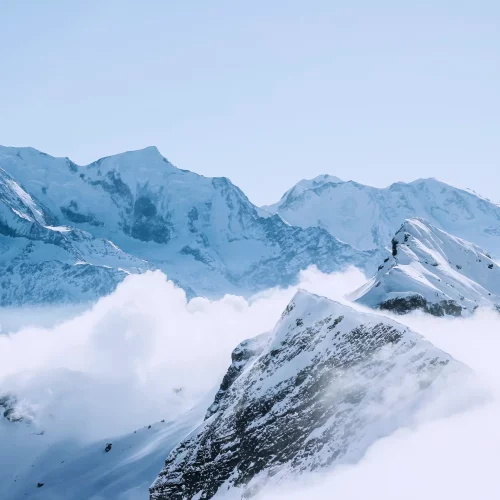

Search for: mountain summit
xmin=350 ymin=218 xmax=500 ymax=316
xmin=150 ymin=290 xmax=468 ymax=499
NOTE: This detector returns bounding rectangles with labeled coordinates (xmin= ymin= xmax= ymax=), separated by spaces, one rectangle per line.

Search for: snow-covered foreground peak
xmin=150 ymin=290 xmax=468 ymax=499
xmin=0 ymin=145 xmax=376 ymax=303
xmin=264 ymin=176 xmax=500 ymax=257
xmin=350 ymin=218 xmax=500 ymax=316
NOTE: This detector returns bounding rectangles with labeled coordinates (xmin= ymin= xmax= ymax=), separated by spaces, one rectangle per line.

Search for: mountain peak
xmin=262 ymin=174 xmax=344 ymax=214
xmin=350 ymin=218 xmax=500 ymax=316
xmin=108 ymin=145 xmax=163 ymax=159
xmin=87 ymin=145 xmax=174 ymax=171
xmin=150 ymin=289 xmax=465 ymax=499
xmin=295 ymin=173 xmax=343 ymax=189
xmin=283 ymin=174 xmax=343 ymax=199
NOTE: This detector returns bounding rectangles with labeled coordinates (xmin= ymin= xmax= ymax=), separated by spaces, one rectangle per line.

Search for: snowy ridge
xmin=350 ymin=218 xmax=500 ymax=316
xmin=150 ymin=290 xmax=467 ymax=499
xmin=264 ymin=176 xmax=500 ymax=256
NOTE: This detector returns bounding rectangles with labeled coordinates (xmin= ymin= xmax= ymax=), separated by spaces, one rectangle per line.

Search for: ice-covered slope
xmin=0 ymin=164 xmax=150 ymax=305
xmin=350 ymin=219 xmax=500 ymax=316
xmin=0 ymin=397 xmax=206 ymax=500
xmin=0 ymin=146 xmax=375 ymax=301
xmin=264 ymin=177 xmax=500 ymax=255
xmin=150 ymin=290 xmax=467 ymax=499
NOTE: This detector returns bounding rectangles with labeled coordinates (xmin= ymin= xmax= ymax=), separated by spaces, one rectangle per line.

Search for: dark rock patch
xmin=379 ymin=295 xmax=463 ymax=317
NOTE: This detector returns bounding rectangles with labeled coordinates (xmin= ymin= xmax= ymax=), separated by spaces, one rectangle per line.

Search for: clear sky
xmin=1 ymin=0 xmax=499 ymax=205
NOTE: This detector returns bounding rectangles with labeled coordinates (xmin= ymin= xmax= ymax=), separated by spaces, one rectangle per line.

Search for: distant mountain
xmin=262 ymin=174 xmax=344 ymax=212
xmin=263 ymin=177 xmax=500 ymax=256
xmin=150 ymin=290 xmax=467 ymax=499
xmin=350 ymin=218 xmax=500 ymax=316
xmin=0 ymin=146 xmax=375 ymax=304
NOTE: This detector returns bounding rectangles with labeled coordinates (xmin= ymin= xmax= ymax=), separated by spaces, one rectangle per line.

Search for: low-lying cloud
xmin=0 ymin=266 xmax=365 ymax=442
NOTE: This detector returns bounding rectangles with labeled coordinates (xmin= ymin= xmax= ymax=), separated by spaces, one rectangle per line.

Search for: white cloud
xmin=0 ymin=267 xmax=366 ymax=442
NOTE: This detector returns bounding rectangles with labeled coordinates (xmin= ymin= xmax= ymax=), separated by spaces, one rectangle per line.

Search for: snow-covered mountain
xmin=150 ymin=290 xmax=467 ymax=499
xmin=264 ymin=176 xmax=500 ymax=257
xmin=264 ymin=174 xmax=344 ymax=209
xmin=0 ymin=146 xmax=375 ymax=304
xmin=350 ymin=218 xmax=500 ymax=316
xmin=0 ymin=163 xmax=150 ymax=305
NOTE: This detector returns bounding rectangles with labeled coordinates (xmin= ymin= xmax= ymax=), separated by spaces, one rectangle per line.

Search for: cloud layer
xmin=0 ymin=267 xmax=365 ymax=441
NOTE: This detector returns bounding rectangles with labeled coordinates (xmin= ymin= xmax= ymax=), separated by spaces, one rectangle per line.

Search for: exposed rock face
xmin=379 ymin=295 xmax=462 ymax=316
xmin=150 ymin=291 xmax=465 ymax=499
xmin=205 ymin=332 xmax=270 ymax=420
xmin=350 ymin=218 xmax=500 ymax=316
xmin=379 ymin=295 xmax=463 ymax=317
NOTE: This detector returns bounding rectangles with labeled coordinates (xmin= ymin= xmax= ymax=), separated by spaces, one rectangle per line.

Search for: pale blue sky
xmin=1 ymin=0 xmax=499 ymax=205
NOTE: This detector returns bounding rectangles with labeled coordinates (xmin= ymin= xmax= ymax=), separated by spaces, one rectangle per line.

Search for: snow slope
xmin=264 ymin=177 xmax=500 ymax=256
xmin=0 ymin=398 xmax=206 ymax=500
xmin=0 ymin=146 xmax=375 ymax=303
xmin=0 ymin=163 xmax=151 ymax=305
xmin=150 ymin=290 xmax=468 ymax=499
xmin=350 ymin=218 xmax=500 ymax=316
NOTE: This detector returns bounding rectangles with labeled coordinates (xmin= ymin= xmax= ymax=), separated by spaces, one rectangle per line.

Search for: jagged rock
xmin=205 ymin=332 xmax=270 ymax=419
xmin=379 ymin=295 xmax=463 ymax=317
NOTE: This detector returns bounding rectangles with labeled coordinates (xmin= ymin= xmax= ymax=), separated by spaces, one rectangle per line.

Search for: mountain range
xmin=263 ymin=174 xmax=500 ymax=257
xmin=2 ymin=145 xmax=500 ymax=309
xmin=0 ymin=146 xmax=376 ymax=304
